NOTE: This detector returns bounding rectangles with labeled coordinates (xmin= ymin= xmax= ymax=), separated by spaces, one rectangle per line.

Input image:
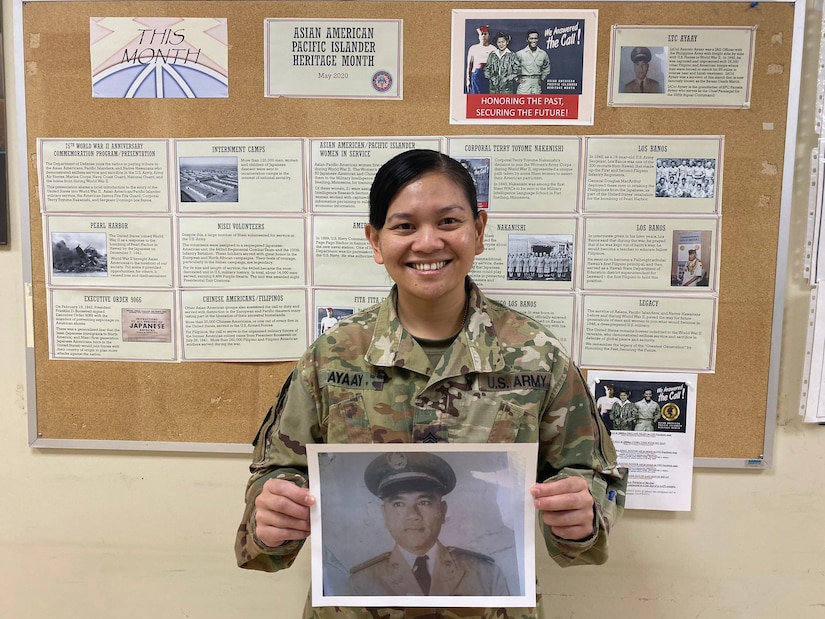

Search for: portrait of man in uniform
xmin=348 ymin=452 xmax=510 ymax=597
xmin=620 ymin=45 xmax=665 ymax=94
xmin=307 ymin=444 xmax=538 ymax=607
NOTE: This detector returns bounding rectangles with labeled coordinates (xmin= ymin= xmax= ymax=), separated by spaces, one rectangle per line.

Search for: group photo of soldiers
xmin=506 ymin=234 xmax=573 ymax=282
xmin=595 ymin=380 xmax=688 ymax=434
xmin=654 ymin=157 xmax=716 ymax=199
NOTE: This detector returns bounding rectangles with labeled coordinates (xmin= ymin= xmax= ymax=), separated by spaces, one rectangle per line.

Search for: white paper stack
xmin=800 ymin=285 xmax=825 ymax=423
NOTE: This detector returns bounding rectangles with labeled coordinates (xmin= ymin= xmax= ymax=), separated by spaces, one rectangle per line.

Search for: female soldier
xmin=235 ymin=149 xmax=627 ymax=619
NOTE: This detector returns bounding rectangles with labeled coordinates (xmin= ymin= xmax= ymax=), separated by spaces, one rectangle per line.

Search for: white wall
xmin=2 ymin=3 xmax=824 ymax=618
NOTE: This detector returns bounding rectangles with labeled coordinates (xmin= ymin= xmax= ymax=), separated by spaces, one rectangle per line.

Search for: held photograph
xmin=307 ymin=443 xmax=538 ymax=608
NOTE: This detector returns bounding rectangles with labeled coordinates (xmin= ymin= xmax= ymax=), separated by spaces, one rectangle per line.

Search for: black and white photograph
xmin=178 ymin=156 xmax=239 ymax=203
xmin=316 ymin=306 xmax=353 ymax=338
xmin=51 ymin=231 xmax=108 ymax=276
xmin=457 ymin=157 xmax=491 ymax=209
xmin=588 ymin=370 xmax=696 ymax=512
xmin=655 ymin=157 xmax=716 ymax=199
xmin=307 ymin=443 xmax=537 ymax=608
xmin=619 ymin=45 xmax=667 ymax=94
xmin=506 ymin=233 xmax=572 ymax=282
xmin=593 ymin=377 xmax=689 ymax=434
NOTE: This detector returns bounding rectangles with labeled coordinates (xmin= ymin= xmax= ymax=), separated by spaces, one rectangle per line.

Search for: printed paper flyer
xmin=588 ymin=371 xmax=697 ymax=511
xmin=608 ymin=25 xmax=756 ymax=108
xmin=90 ymin=17 xmax=229 ymax=98
xmin=450 ymin=9 xmax=598 ymax=125
xmin=38 ymin=138 xmax=170 ymax=213
xmin=37 ymin=135 xmax=721 ymax=367
xmin=48 ymin=288 xmax=177 ymax=360
xmin=180 ymin=288 xmax=308 ymax=361
xmin=581 ymin=216 xmax=719 ymax=291
xmin=578 ymin=295 xmax=717 ymax=372
xmin=446 ymin=136 xmax=580 ymax=212
xmin=174 ymin=138 xmax=305 ymax=214
xmin=266 ymin=19 xmax=402 ymax=99
xmin=45 ymin=214 xmax=174 ymax=289
xmin=583 ymin=135 xmax=723 ymax=214
xmin=309 ymin=137 xmax=443 ymax=213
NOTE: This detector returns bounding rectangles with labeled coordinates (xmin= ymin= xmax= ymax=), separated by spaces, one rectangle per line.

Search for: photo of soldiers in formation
xmin=506 ymin=234 xmax=573 ymax=282
xmin=654 ymin=157 xmax=716 ymax=199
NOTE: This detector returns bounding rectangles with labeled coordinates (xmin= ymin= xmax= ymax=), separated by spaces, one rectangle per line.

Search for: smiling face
xmin=527 ymin=32 xmax=539 ymax=50
xmin=496 ymin=36 xmax=508 ymax=51
xmin=366 ymin=172 xmax=486 ymax=313
xmin=382 ymin=490 xmax=447 ymax=555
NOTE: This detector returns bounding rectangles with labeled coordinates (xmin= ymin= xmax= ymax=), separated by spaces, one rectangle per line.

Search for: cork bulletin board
xmin=19 ymin=1 xmax=801 ymax=464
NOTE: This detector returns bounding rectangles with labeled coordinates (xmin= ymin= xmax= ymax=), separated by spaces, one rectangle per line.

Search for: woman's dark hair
xmin=368 ymin=149 xmax=478 ymax=229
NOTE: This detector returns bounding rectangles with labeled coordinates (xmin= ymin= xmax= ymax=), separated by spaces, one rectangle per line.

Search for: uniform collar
xmin=365 ymin=277 xmax=504 ymax=378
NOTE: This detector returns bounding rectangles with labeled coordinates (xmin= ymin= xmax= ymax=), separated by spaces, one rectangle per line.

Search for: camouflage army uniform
xmin=235 ymin=278 xmax=627 ymax=619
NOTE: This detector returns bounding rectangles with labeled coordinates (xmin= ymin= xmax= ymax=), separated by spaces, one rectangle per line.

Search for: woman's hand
xmin=254 ymin=478 xmax=315 ymax=547
xmin=532 ymin=477 xmax=595 ymax=541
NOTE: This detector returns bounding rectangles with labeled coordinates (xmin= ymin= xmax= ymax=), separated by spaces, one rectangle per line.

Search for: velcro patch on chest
xmin=482 ymin=373 xmax=550 ymax=391
xmin=322 ymin=369 xmax=386 ymax=390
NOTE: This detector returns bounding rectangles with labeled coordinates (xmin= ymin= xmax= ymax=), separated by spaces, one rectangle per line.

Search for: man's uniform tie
xmin=413 ymin=555 xmax=431 ymax=594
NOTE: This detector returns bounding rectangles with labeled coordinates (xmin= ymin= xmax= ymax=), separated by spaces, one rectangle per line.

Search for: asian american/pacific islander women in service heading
xmin=234 ymin=149 xmax=628 ymax=619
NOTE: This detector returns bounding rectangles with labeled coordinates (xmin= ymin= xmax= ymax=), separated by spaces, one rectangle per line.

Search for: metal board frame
xmin=9 ymin=0 xmax=805 ymax=466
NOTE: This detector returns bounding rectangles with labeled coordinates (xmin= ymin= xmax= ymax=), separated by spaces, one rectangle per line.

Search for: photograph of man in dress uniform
xmin=620 ymin=45 xmax=665 ymax=94
xmin=347 ymin=452 xmax=510 ymax=597
xmin=312 ymin=447 xmax=529 ymax=602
